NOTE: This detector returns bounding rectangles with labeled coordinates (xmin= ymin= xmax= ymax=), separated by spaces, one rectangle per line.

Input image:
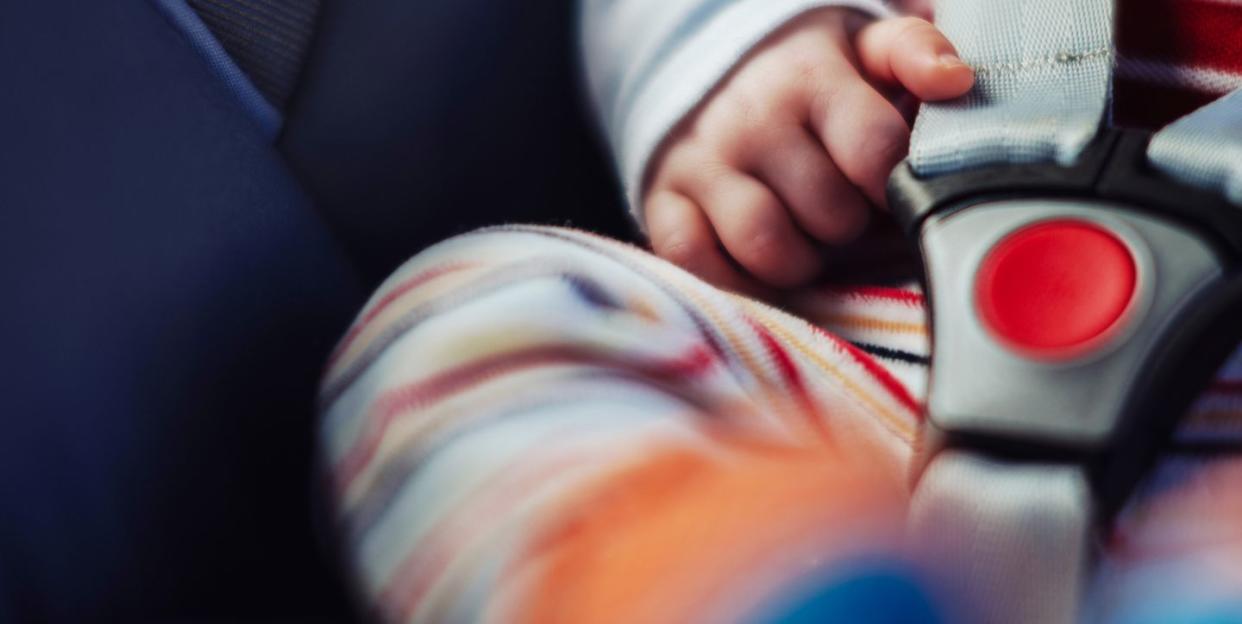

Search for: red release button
xmin=975 ymin=220 xmax=1137 ymax=360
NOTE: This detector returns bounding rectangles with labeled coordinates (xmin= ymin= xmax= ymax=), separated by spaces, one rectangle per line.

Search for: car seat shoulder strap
xmin=908 ymin=0 xmax=1114 ymax=177
xmin=895 ymin=1 xmax=1242 ymax=622
xmin=1149 ymin=88 xmax=1242 ymax=205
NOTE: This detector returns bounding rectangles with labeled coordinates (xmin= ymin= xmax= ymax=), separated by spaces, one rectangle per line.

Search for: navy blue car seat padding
xmin=152 ymin=0 xmax=283 ymax=137
xmin=278 ymin=0 xmax=637 ymax=285
xmin=0 ymin=0 xmax=363 ymax=619
xmin=185 ymin=0 xmax=321 ymax=111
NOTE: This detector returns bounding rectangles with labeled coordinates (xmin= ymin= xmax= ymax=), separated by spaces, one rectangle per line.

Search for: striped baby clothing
xmin=319 ymin=227 xmax=1242 ymax=622
xmin=320 ymin=227 xmax=928 ymax=622
xmin=319 ymin=0 xmax=1242 ymax=621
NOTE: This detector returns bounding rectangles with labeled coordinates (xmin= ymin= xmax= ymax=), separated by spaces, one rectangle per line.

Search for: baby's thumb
xmin=855 ymin=17 xmax=974 ymax=101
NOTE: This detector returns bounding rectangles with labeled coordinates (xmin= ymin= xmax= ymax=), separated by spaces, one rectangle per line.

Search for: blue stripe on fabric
xmin=150 ymin=0 xmax=282 ymax=140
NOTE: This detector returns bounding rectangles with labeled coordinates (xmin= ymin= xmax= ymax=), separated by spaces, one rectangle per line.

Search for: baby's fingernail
xmin=938 ymin=53 xmax=968 ymax=69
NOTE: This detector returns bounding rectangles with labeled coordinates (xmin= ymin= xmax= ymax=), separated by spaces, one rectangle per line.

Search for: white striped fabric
xmin=319 ymin=225 xmax=1242 ymax=622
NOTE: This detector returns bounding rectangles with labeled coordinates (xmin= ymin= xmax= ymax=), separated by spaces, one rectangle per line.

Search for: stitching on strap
xmin=971 ymin=47 xmax=1114 ymax=74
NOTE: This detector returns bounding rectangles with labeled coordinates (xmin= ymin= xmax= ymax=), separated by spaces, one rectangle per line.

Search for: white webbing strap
xmin=909 ymin=453 xmax=1092 ymax=624
xmin=907 ymin=1 xmax=1242 ymax=618
xmin=1148 ymin=88 xmax=1242 ymax=206
xmin=906 ymin=1 xmax=1113 ymax=618
xmin=908 ymin=0 xmax=1114 ymax=177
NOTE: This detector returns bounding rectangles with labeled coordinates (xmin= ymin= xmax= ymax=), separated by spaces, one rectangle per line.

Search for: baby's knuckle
xmin=808 ymin=79 xmax=849 ymax=121
xmin=695 ymin=158 xmax=737 ymax=187
xmin=711 ymin=88 xmax=751 ymax=121
xmin=861 ymin=120 xmax=910 ymax=165
xmin=890 ymin=15 xmax=932 ymax=37
xmin=660 ymin=235 xmax=707 ymax=269
xmin=781 ymin=43 xmax=830 ymax=84
xmin=732 ymin=88 xmax=781 ymax=129
xmin=728 ymin=208 xmax=785 ymax=259
xmin=828 ymin=203 xmax=870 ymax=241
xmin=740 ymin=232 xmax=812 ymax=285
xmin=785 ymin=150 xmax=827 ymax=185
xmin=739 ymin=229 xmax=786 ymax=265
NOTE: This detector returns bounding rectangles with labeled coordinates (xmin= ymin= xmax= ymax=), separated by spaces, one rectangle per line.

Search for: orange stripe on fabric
xmin=818 ymin=314 xmax=928 ymax=336
xmin=508 ymin=438 xmax=904 ymax=624
xmin=743 ymin=310 xmax=919 ymax=444
xmin=745 ymin=317 xmax=829 ymax=441
xmin=677 ymin=287 xmax=782 ymax=387
xmin=823 ymin=286 xmax=925 ymax=306
xmin=817 ymin=328 xmax=922 ymax=416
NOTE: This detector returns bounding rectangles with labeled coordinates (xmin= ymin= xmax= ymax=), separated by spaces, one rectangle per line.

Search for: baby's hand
xmin=644 ymin=9 xmax=972 ymax=291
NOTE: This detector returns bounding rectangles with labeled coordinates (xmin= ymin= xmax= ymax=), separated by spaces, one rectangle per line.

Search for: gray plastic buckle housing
xmin=920 ymin=199 xmax=1221 ymax=445
xmin=890 ymin=129 xmax=1242 ymax=518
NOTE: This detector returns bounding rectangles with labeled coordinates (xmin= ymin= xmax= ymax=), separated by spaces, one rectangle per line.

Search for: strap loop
xmin=909 ymin=453 xmax=1091 ymax=624
xmin=1148 ymin=88 xmax=1242 ymax=206
xmin=909 ymin=0 xmax=1114 ymax=177
xmin=901 ymin=2 xmax=1242 ymax=620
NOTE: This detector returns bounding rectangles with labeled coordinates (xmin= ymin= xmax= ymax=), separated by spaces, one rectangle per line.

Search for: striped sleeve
xmin=578 ymin=0 xmax=894 ymax=224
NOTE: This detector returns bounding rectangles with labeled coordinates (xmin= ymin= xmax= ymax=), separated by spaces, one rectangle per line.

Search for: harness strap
xmin=909 ymin=453 xmax=1091 ymax=624
xmin=907 ymin=3 xmax=1114 ymax=620
xmin=908 ymin=0 xmax=1114 ymax=177
xmin=904 ymin=1 xmax=1242 ymax=621
xmin=1148 ymin=88 xmax=1242 ymax=205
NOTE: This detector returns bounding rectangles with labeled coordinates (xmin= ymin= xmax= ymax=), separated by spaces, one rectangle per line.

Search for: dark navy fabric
xmin=280 ymin=0 xmax=636 ymax=286
xmin=152 ymin=0 xmax=283 ymax=137
xmin=185 ymin=0 xmax=321 ymax=111
xmin=0 ymin=0 xmax=362 ymax=620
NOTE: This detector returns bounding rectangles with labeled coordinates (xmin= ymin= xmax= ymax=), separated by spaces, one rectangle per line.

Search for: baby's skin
xmin=643 ymin=7 xmax=974 ymax=292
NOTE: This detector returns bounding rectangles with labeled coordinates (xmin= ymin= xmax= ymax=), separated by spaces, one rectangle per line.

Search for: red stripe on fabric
xmin=1118 ymin=0 xmax=1242 ymax=73
xmin=749 ymin=321 xmax=804 ymax=393
xmin=326 ymin=262 xmax=475 ymax=368
xmin=334 ymin=343 xmax=716 ymax=491
xmin=825 ymin=286 xmax=924 ymax=306
xmin=1113 ymin=78 xmax=1221 ymax=130
xmin=814 ymin=327 xmax=922 ymax=416
xmin=746 ymin=319 xmax=830 ymax=439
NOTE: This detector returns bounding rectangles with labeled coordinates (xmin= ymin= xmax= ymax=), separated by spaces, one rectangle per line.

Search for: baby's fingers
xmin=748 ymin=127 xmax=869 ymax=244
xmin=855 ymin=17 xmax=974 ymax=101
xmin=646 ymin=190 xmax=760 ymax=294
xmin=697 ymin=173 xmax=822 ymax=288
xmin=810 ymin=80 xmax=910 ymax=207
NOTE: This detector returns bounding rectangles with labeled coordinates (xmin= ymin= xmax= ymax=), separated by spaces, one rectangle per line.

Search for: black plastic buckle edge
xmin=890 ymin=127 xmax=1242 ymax=524
xmin=888 ymin=128 xmax=1242 ymax=260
